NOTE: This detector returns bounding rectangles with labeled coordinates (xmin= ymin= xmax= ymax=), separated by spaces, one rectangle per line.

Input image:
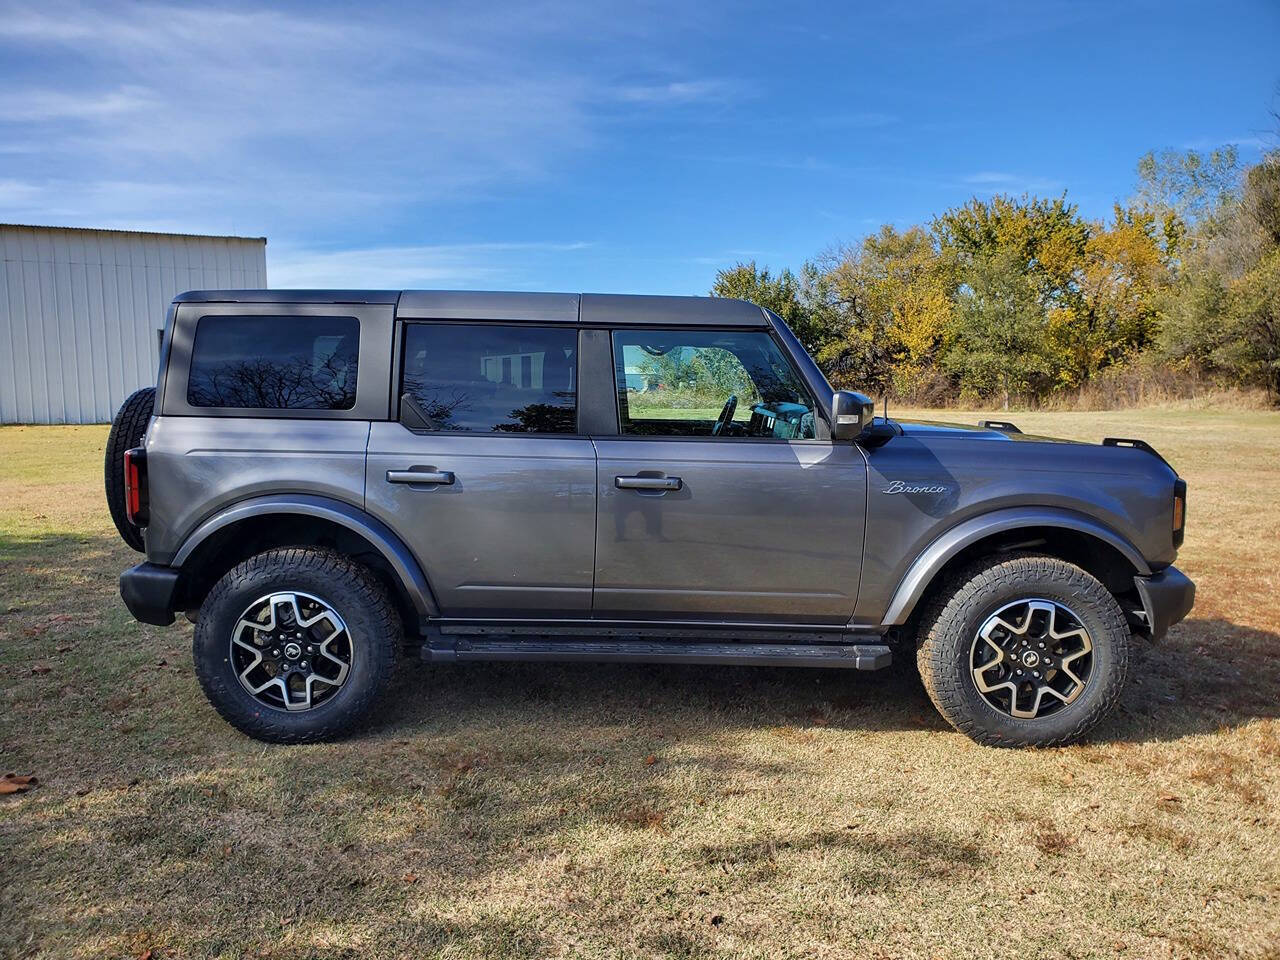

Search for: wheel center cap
xmin=283 ymin=642 xmax=302 ymax=660
xmin=1020 ymin=650 xmax=1041 ymax=668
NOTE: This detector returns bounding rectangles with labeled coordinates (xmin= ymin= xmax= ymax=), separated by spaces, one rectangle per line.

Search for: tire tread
xmin=194 ymin=547 xmax=400 ymax=744
xmin=915 ymin=552 xmax=1129 ymax=748
xmin=104 ymin=386 xmax=156 ymax=552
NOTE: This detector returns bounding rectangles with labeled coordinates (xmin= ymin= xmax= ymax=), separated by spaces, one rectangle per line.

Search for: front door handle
xmin=387 ymin=469 xmax=454 ymax=485
xmin=615 ymin=475 xmax=682 ymax=491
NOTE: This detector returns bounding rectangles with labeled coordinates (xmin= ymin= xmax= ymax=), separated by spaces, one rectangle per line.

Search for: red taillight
xmin=123 ymin=448 xmax=148 ymax=525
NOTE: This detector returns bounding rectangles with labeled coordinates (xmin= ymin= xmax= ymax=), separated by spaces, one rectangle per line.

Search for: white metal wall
xmin=1 ymin=225 xmax=267 ymax=424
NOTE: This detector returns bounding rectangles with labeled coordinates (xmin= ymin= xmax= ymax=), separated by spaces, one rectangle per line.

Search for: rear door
xmin=591 ymin=326 xmax=867 ymax=624
xmin=364 ymin=321 xmax=596 ymax=619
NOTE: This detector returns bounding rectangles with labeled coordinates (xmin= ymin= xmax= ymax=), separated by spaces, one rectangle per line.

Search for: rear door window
xmin=400 ymin=324 xmax=577 ymax=433
xmin=187 ymin=315 xmax=359 ymax=409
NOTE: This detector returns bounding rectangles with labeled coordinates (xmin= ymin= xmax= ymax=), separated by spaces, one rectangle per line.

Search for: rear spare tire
xmin=104 ymin=386 xmax=155 ymax=552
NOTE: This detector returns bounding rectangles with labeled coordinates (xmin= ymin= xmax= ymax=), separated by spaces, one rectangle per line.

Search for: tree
xmin=814 ymin=225 xmax=951 ymax=397
xmin=1156 ymin=151 xmax=1280 ymax=393
xmin=1050 ymin=205 xmax=1170 ymax=388
xmin=932 ymin=193 xmax=1089 ymax=312
xmin=943 ymin=250 xmax=1051 ymax=408
xmin=1134 ymin=146 xmax=1242 ymax=227
xmin=710 ymin=261 xmax=834 ymax=354
xmin=1225 ymin=248 xmax=1280 ymax=395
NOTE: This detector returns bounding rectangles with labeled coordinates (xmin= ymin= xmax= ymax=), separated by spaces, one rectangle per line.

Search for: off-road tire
xmin=916 ymin=553 xmax=1129 ymax=748
xmin=104 ymin=386 xmax=155 ymax=552
xmin=193 ymin=548 xmax=401 ymax=743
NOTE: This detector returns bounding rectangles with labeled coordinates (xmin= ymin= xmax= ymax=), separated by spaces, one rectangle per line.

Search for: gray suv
xmin=107 ymin=290 xmax=1194 ymax=747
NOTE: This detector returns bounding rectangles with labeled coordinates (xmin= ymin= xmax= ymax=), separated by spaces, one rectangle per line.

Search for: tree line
xmin=712 ymin=144 xmax=1280 ymax=407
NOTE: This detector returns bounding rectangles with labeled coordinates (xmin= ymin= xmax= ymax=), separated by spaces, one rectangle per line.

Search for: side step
xmin=422 ymin=639 xmax=893 ymax=671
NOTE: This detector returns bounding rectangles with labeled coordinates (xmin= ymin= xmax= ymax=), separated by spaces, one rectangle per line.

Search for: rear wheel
xmin=104 ymin=386 xmax=155 ymax=551
xmin=193 ymin=548 xmax=401 ymax=743
xmin=916 ymin=553 xmax=1129 ymax=747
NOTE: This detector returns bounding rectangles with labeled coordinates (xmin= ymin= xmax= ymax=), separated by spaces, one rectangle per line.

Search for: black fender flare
xmin=171 ymin=494 xmax=439 ymax=619
xmin=879 ymin=506 xmax=1151 ymax=626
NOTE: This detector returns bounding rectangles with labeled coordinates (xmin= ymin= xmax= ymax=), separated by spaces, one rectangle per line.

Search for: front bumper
xmin=119 ymin=562 xmax=179 ymax=626
xmin=1134 ymin=565 xmax=1195 ymax=640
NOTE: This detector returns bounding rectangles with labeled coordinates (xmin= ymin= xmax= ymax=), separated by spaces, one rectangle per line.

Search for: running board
xmin=422 ymin=639 xmax=893 ymax=671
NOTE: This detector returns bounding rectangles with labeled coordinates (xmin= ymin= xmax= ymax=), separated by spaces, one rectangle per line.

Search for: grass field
xmin=2 ymin=409 xmax=1279 ymax=959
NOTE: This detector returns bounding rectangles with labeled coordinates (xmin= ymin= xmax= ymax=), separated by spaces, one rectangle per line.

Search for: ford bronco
xmin=107 ymin=290 xmax=1194 ymax=747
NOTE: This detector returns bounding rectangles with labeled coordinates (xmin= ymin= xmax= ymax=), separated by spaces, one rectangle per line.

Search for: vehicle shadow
xmin=1093 ymin=616 xmax=1280 ymax=743
xmin=375 ymin=616 xmax=1280 ymax=747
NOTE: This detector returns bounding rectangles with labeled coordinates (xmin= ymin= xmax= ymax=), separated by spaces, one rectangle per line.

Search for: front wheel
xmin=193 ymin=548 xmax=401 ymax=743
xmin=916 ymin=553 xmax=1129 ymax=748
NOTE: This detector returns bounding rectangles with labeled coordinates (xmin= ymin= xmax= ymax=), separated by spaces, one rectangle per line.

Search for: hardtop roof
xmin=173 ymin=290 xmax=768 ymax=326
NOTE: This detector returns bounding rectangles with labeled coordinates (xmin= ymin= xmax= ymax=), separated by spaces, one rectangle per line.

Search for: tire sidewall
xmin=194 ymin=554 xmax=393 ymax=740
xmin=927 ymin=559 xmax=1128 ymax=746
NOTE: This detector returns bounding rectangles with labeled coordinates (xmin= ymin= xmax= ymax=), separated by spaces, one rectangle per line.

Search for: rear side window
xmin=187 ymin=315 xmax=360 ymax=409
xmin=401 ymin=324 xmax=577 ymax=433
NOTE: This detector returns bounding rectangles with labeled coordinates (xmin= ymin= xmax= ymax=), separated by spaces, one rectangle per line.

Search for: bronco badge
xmin=883 ymin=480 xmax=951 ymax=495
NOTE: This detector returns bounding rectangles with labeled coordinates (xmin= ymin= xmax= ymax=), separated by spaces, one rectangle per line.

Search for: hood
xmin=893 ymin=418 xmax=1079 ymax=444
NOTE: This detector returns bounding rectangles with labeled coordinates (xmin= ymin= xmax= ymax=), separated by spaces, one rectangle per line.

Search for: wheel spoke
xmin=970 ymin=598 xmax=1093 ymax=721
xmin=228 ymin=590 xmax=353 ymax=713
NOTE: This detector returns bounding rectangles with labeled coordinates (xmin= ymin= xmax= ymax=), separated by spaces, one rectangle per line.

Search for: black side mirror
xmin=831 ymin=390 xmax=874 ymax=441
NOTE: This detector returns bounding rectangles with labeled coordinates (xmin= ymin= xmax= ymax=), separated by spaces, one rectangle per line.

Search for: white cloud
xmin=0 ymin=1 xmax=743 ymax=234
xmin=0 ymin=86 xmax=156 ymax=122
xmin=615 ymin=79 xmax=740 ymax=104
xmin=961 ymin=171 xmax=1064 ymax=193
xmin=268 ymin=242 xmax=593 ymax=289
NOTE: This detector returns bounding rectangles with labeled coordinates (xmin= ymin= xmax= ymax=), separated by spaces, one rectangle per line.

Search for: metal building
xmin=1 ymin=224 xmax=267 ymax=424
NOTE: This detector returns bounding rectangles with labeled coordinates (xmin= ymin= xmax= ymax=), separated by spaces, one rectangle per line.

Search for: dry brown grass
xmin=2 ymin=411 xmax=1279 ymax=959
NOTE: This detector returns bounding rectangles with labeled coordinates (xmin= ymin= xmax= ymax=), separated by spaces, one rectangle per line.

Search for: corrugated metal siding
xmin=1 ymin=225 xmax=267 ymax=424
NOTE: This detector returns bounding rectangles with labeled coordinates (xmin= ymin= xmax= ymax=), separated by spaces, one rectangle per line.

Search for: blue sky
xmin=1 ymin=1 xmax=1277 ymax=294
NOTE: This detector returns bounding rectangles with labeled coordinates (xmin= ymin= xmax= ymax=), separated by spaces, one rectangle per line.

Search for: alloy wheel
xmin=229 ymin=591 xmax=353 ymax=711
xmin=969 ymin=598 xmax=1093 ymax=719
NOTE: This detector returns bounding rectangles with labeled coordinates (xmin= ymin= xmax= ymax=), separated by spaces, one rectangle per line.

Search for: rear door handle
xmin=387 ymin=469 xmax=454 ymax=485
xmin=615 ymin=475 xmax=682 ymax=490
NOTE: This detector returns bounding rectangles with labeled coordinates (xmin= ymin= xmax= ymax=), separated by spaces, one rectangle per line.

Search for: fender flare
xmin=172 ymin=494 xmax=439 ymax=618
xmin=880 ymin=506 xmax=1151 ymax=626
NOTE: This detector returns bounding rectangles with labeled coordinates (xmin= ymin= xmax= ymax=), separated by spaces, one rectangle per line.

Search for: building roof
xmin=1 ymin=223 xmax=266 ymax=243
xmin=173 ymin=289 xmax=767 ymax=325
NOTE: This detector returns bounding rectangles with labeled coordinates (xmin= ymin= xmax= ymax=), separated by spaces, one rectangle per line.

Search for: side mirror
xmin=831 ymin=390 xmax=874 ymax=441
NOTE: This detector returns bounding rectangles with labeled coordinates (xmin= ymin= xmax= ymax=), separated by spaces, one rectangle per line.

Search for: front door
xmin=592 ymin=327 xmax=867 ymax=624
xmin=365 ymin=322 xmax=596 ymax=619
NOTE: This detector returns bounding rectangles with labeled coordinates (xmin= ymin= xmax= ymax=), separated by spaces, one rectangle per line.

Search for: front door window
xmin=612 ymin=330 xmax=818 ymax=439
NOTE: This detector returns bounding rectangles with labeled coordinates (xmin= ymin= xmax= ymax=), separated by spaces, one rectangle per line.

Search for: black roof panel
xmin=174 ymin=289 xmax=400 ymax=304
xmin=172 ymin=289 xmax=767 ymax=325
xmin=579 ymin=293 xmax=765 ymax=326
xmin=396 ymin=290 xmax=579 ymax=321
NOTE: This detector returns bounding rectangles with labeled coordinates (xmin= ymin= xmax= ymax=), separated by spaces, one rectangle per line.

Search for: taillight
xmin=123 ymin=447 xmax=149 ymax=526
xmin=1172 ymin=478 xmax=1186 ymax=548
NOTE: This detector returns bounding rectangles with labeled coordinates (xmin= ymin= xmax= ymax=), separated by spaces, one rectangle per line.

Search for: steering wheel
xmin=712 ymin=394 xmax=738 ymax=436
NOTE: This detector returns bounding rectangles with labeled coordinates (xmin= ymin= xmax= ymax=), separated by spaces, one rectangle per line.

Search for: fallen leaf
xmin=30 ymin=664 xmax=52 ymax=675
xmin=56 ymin=645 xmax=72 ymax=653
xmin=1158 ymin=794 xmax=1182 ymax=804
xmin=645 ymin=754 xmax=657 ymax=766
xmin=0 ymin=774 xmax=38 ymax=795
